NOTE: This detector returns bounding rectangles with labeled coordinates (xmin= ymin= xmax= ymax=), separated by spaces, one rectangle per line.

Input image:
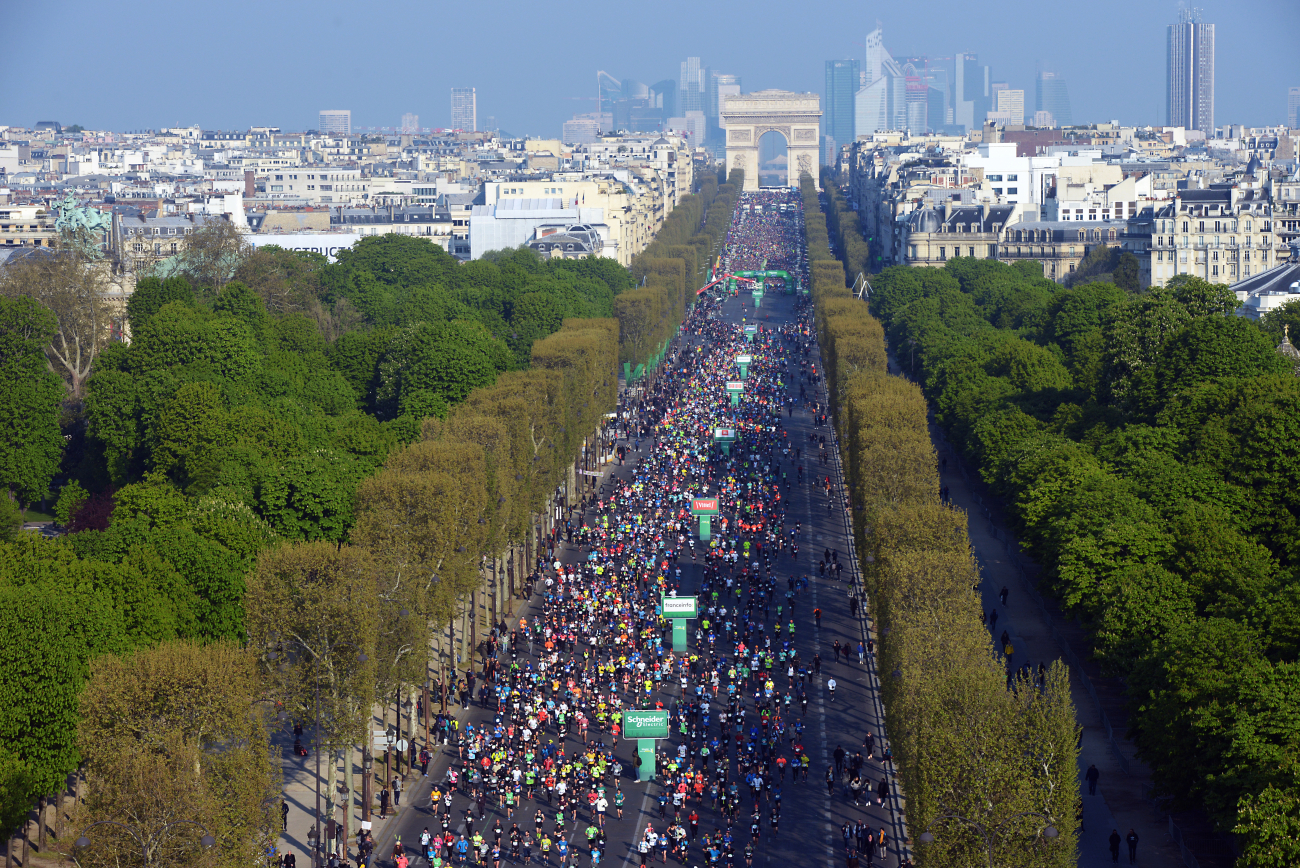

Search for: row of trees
xmin=617 ymin=168 xmax=731 ymax=372
xmin=1 ymin=173 xmax=708 ymax=860
xmin=821 ymin=179 xmax=873 ymax=283
xmin=241 ymin=317 xmax=620 ymax=843
xmin=801 ymin=173 xmax=1080 ymax=867
xmin=866 ymin=253 xmax=1300 ymax=865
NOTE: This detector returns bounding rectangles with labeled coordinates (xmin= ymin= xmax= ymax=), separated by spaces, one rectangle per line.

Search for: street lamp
xmin=75 ymin=820 xmax=215 ymax=866
xmin=916 ymin=810 xmax=1059 ymax=868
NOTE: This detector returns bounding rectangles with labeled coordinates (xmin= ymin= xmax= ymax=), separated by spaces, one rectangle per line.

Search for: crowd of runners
xmin=720 ymin=190 xmax=807 ymax=295
xmin=377 ymin=189 xmax=897 ymax=868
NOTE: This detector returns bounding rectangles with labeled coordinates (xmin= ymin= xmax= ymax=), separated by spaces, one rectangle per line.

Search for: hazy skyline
xmin=5 ymin=0 xmax=1296 ymax=135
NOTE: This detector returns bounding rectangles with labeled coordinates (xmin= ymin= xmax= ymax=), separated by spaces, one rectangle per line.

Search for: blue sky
xmin=4 ymin=0 xmax=1296 ymax=135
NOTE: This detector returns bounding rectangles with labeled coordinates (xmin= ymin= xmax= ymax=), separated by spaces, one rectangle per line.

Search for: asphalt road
xmin=370 ymin=287 xmax=904 ymax=868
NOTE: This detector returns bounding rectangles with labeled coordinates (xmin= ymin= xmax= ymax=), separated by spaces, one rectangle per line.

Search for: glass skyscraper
xmin=451 ymin=87 xmax=477 ymax=132
xmin=1035 ymin=71 xmax=1073 ymax=127
xmin=1167 ymin=8 xmax=1214 ymax=133
xmin=679 ymin=57 xmax=704 ymax=115
xmin=825 ymin=60 xmax=859 ymax=163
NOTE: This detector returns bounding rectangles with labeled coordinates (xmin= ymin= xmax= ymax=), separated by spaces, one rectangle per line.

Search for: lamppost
xmin=916 ymin=809 xmax=1059 ymax=868
xmin=74 ymin=820 xmax=215 ymax=866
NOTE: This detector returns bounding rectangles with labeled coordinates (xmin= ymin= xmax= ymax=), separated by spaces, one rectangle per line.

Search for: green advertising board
xmin=623 ymin=709 xmax=670 ymax=740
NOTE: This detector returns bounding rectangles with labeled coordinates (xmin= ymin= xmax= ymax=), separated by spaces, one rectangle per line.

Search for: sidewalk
xmin=271 ymin=723 xmax=335 ymax=867
xmin=880 ymin=350 xmax=1185 ymax=868
xmin=271 ymin=430 xmax=637 ymax=867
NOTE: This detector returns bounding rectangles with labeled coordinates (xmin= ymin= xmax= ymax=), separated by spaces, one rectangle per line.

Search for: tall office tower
xmin=953 ymin=53 xmax=990 ymax=132
xmin=318 ymin=110 xmax=351 ymax=135
xmin=605 ymin=77 xmax=650 ymax=133
xmin=899 ymin=56 xmax=950 ymax=133
xmin=923 ymin=59 xmax=953 ymax=127
xmin=679 ymin=57 xmax=704 ymax=115
xmin=400 ymin=113 xmax=419 ymax=134
xmin=708 ymin=72 xmax=741 ymax=143
xmin=649 ymin=80 xmax=678 ymax=122
xmin=825 ymin=60 xmax=860 ymax=161
xmin=856 ymin=26 xmax=906 ymax=134
xmin=451 ymin=87 xmax=477 ymax=131
xmin=715 ymin=75 xmax=741 ymax=116
xmin=708 ymin=72 xmax=740 ymax=121
xmin=1035 ymin=70 xmax=1073 ymax=127
xmin=901 ymin=64 xmax=929 ymax=133
xmin=1288 ymin=87 xmax=1300 ymax=128
xmin=996 ymin=89 xmax=1025 ymax=125
xmin=1167 ymin=8 xmax=1214 ymax=133
xmin=864 ymin=25 xmax=888 ymax=85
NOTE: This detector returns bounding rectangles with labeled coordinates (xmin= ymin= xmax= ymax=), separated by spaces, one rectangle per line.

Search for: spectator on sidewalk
xmin=1086 ymin=764 xmax=1100 ymax=796
xmin=392 ymin=775 xmax=402 ymax=808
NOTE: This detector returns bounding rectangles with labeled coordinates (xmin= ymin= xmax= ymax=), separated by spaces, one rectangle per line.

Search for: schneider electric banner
xmin=661 ymin=596 xmax=698 ymax=619
xmin=623 ymin=710 xmax=670 ymax=739
xmin=245 ymin=234 xmax=361 ymax=262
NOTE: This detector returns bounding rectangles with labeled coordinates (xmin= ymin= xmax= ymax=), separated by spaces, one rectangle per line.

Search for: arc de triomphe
xmin=720 ymin=90 xmax=822 ymax=191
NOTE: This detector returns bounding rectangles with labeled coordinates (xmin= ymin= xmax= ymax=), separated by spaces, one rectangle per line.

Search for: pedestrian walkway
xmin=880 ymin=350 xmax=1182 ymax=868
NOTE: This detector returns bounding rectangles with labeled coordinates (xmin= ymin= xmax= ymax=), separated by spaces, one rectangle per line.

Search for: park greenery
xmin=852 ymin=189 xmax=1300 ymax=859
xmin=0 ymin=167 xmax=733 ymax=857
xmin=804 ymin=173 xmax=1080 ymax=868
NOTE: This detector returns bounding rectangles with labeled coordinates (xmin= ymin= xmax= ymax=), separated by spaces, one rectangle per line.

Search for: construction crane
xmin=596 ymin=71 xmax=622 ymax=130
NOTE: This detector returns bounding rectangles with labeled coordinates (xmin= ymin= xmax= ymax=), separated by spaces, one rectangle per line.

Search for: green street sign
xmin=623 ymin=709 xmax=670 ymax=740
xmin=661 ymin=595 xmax=699 ymax=619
